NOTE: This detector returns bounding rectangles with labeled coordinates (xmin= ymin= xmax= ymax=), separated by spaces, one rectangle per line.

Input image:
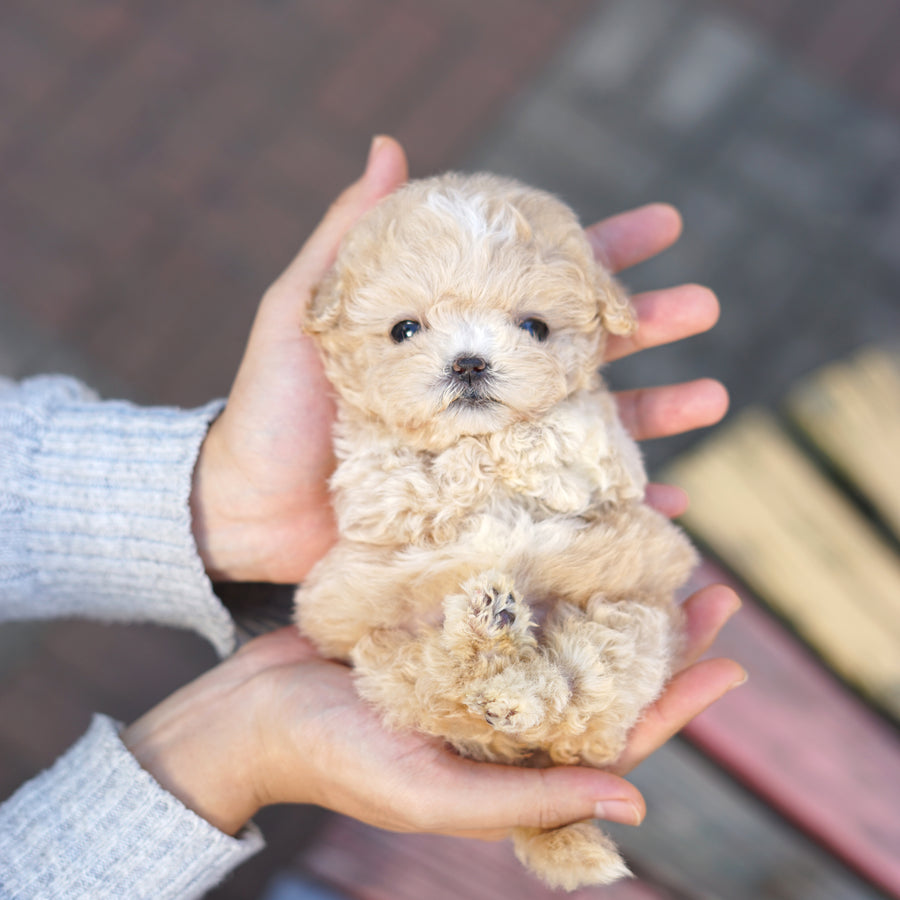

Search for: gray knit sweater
xmin=0 ymin=376 xmax=265 ymax=899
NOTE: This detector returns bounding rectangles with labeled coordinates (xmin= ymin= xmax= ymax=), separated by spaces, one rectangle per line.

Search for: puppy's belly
xmin=398 ymin=513 xmax=584 ymax=627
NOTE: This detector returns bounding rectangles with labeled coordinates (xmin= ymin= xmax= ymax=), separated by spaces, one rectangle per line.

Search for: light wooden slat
xmin=787 ymin=345 xmax=900 ymax=542
xmin=664 ymin=409 xmax=900 ymax=719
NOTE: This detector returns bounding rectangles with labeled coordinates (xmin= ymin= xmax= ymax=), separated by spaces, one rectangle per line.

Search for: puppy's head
xmin=306 ymin=173 xmax=635 ymax=450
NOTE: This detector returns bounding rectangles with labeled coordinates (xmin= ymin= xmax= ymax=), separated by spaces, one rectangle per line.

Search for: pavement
xmin=1 ymin=0 xmax=898 ymax=897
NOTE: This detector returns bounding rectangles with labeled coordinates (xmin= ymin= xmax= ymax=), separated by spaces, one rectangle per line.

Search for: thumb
xmin=274 ymin=135 xmax=408 ymax=302
xmin=427 ymin=758 xmax=646 ymax=834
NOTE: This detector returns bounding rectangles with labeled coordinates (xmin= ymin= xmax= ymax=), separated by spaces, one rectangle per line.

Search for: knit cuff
xmin=1 ymin=376 xmax=235 ymax=655
xmin=0 ymin=715 xmax=264 ymax=900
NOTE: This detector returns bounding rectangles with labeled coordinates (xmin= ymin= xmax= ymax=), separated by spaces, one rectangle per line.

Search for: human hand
xmin=122 ymin=583 xmax=744 ymax=839
xmin=190 ymin=142 xmax=727 ymax=583
xmin=190 ymin=136 xmax=409 ymax=583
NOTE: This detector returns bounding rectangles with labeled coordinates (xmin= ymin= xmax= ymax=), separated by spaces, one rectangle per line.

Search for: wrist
xmin=190 ymin=422 xmax=265 ymax=582
xmin=122 ymin=664 xmax=264 ymax=835
xmin=189 ymin=416 xmax=339 ymax=584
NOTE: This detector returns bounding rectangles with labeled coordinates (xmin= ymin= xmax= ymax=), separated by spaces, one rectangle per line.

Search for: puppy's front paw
xmin=467 ymin=576 xmax=522 ymax=636
xmin=443 ymin=570 xmax=534 ymax=655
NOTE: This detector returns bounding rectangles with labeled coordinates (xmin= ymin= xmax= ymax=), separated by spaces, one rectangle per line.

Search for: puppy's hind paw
xmin=467 ymin=661 xmax=570 ymax=735
xmin=474 ymin=691 xmax=547 ymax=734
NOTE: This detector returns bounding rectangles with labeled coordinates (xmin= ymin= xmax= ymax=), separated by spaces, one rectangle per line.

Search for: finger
xmin=449 ymin=827 xmax=514 ymax=842
xmin=678 ymin=585 xmax=742 ymax=670
xmin=586 ymin=203 xmax=682 ymax=273
xmin=606 ymin=284 xmax=720 ymax=362
xmin=422 ymin=756 xmax=646 ymax=835
xmin=274 ymin=135 xmax=409 ymax=304
xmin=616 ymin=378 xmax=729 ymax=442
xmin=610 ymin=658 xmax=747 ymax=776
xmin=644 ymin=483 xmax=688 ymax=517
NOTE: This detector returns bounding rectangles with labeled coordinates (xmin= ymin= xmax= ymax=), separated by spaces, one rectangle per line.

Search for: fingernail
xmin=366 ymin=135 xmax=386 ymax=172
xmin=731 ymin=668 xmax=749 ymax=688
xmin=595 ymin=800 xmax=643 ymax=826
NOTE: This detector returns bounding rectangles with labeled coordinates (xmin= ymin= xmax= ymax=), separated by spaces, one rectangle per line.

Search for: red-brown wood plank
xmin=683 ymin=560 xmax=900 ymax=899
xmin=298 ymin=814 xmax=674 ymax=900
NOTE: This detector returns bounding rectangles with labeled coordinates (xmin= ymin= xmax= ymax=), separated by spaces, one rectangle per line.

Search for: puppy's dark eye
xmin=391 ymin=320 xmax=421 ymax=343
xmin=519 ymin=317 xmax=549 ymax=341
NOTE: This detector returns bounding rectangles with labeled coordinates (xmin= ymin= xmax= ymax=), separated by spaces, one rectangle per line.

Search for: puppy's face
xmin=307 ymin=174 xmax=635 ymax=451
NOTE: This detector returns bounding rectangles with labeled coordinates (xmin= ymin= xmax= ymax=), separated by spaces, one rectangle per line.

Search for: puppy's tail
xmin=511 ymin=822 xmax=630 ymax=891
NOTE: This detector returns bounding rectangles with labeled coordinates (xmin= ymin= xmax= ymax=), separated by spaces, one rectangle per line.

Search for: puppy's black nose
xmin=452 ymin=356 xmax=489 ymax=383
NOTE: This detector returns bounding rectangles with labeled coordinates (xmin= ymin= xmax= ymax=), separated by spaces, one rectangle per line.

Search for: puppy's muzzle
xmin=451 ymin=355 xmax=490 ymax=386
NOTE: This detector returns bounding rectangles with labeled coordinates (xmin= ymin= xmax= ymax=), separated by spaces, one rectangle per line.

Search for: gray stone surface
xmin=467 ymin=0 xmax=900 ymax=470
xmin=646 ymin=15 xmax=770 ymax=133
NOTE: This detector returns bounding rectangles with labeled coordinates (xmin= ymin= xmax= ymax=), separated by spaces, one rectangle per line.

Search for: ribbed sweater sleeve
xmin=0 ymin=715 xmax=264 ymax=899
xmin=0 ymin=375 xmax=236 ymax=656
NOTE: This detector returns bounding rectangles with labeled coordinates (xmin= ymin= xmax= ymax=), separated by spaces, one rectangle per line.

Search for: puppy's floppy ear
xmin=304 ymin=267 xmax=344 ymax=334
xmin=596 ymin=265 xmax=637 ymax=336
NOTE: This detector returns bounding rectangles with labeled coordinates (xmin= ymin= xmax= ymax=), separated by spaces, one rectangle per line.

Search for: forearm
xmin=0 ymin=376 xmax=235 ymax=655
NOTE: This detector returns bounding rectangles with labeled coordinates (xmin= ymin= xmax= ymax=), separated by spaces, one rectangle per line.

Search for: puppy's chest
xmin=331 ymin=416 xmax=642 ymax=546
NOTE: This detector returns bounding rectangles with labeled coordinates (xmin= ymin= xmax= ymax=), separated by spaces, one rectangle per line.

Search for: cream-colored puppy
xmin=295 ymin=173 xmax=697 ymax=889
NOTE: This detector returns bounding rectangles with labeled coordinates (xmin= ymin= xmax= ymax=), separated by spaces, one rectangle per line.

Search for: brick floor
xmin=0 ymin=0 xmax=592 ymax=406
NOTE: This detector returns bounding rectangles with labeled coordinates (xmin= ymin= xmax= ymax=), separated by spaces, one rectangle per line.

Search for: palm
xmin=210 ymin=327 xmax=339 ymax=581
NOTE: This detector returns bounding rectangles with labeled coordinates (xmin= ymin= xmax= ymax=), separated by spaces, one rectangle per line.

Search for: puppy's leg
xmin=294 ymin=542 xmax=430 ymax=659
xmin=536 ymin=503 xmax=697 ymax=609
xmin=506 ymin=598 xmax=673 ymax=890
xmin=544 ymin=597 xmax=677 ymax=766
xmin=443 ymin=571 xmax=570 ymax=737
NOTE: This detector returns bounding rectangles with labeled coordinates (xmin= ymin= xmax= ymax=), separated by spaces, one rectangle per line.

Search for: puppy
xmin=294 ymin=173 xmax=697 ymax=889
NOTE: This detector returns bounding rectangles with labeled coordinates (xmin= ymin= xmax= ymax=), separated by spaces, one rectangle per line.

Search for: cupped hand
xmin=122 ymin=583 xmax=745 ymax=839
xmin=190 ymin=136 xmax=409 ymax=583
xmin=189 ymin=139 xmax=726 ymax=584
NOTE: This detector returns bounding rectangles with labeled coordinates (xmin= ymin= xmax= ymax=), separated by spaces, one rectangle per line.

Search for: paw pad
xmin=477 ymin=693 xmax=546 ymax=734
xmin=469 ymin=582 xmax=521 ymax=634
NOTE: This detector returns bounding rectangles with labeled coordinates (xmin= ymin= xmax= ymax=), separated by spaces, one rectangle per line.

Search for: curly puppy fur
xmin=294 ymin=173 xmax=697 ymax=890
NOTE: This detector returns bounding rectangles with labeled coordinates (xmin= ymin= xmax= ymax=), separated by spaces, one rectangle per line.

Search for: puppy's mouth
xmin=440 ymin=359 xmax=503 ymax=413
xmin=448 ymin=389 xmax=500 ymax=409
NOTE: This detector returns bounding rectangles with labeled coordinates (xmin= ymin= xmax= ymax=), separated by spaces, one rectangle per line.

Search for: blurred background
xmin=1 ymin=1 xmax=899 ymax=898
